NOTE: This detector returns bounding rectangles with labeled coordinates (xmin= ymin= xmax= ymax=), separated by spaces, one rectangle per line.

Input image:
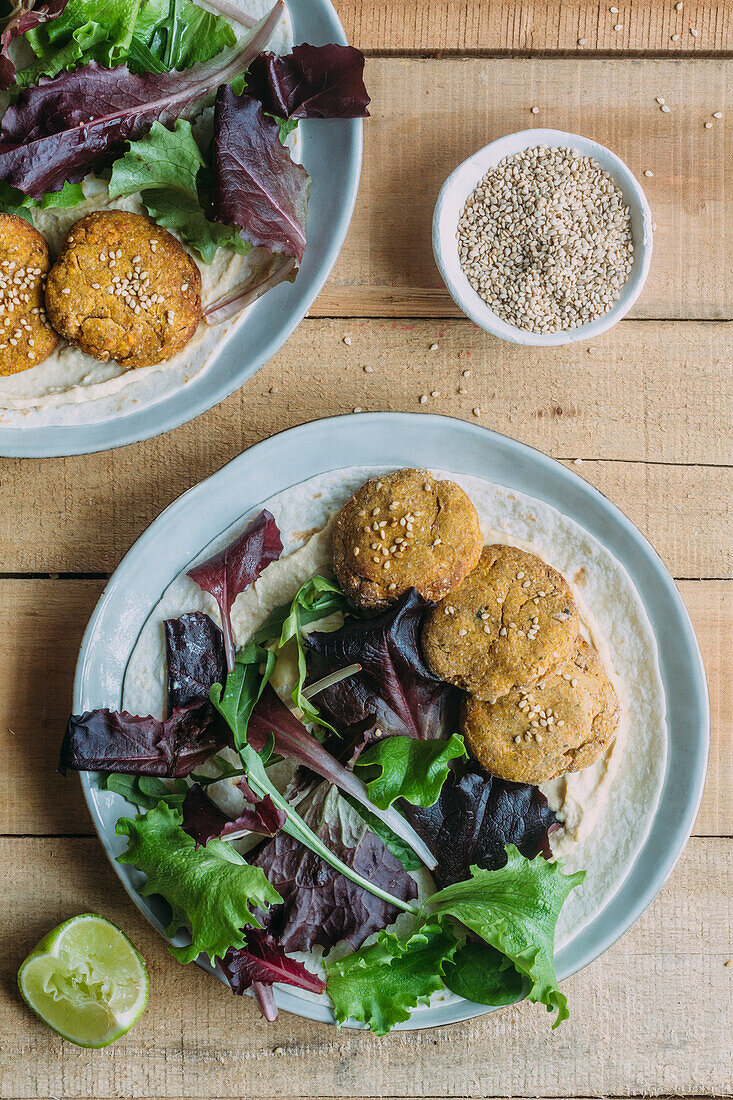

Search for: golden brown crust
xmin=45 ymin=211 xmax=202 ymax=370
xmin=0 ymin=213 xmax=58 ymax=376
xmin=461 ymin=640 xmax=620 ymax=784
xmin=332 ymin=468 xmax=483 ymax=611
xmin=422 ymin=543 xmax=581 ymax=701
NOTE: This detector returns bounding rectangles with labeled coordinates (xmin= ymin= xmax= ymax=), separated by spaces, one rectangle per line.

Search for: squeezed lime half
xmin=17 ymin=913 xmax=148 ymax=1047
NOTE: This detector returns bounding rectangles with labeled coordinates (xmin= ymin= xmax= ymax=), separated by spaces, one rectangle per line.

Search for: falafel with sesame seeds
xmin=0 ymin=214 xmax=59 ymax=376
xmin=45 ymin=211 xmax=202 ymax=370
xmin=460 ymin=639 xmax=619 ymax=784
xmin=332 ymin=468 xmax=483 ymax=611
xmin=422 ymin=543 xmax=582 ymax=702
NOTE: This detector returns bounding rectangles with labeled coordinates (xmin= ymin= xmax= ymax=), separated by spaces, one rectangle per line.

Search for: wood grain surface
xmin=0 ymin=2 xmax=730 ymax=1097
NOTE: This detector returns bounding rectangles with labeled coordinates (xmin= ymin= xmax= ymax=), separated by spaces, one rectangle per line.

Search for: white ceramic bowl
xmin=432 ymin=129 xmax=653 ymax=347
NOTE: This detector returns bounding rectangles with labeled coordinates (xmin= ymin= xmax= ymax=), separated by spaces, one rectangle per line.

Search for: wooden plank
xmin=0 ymin=579 xmax=728 ymax=838
xmin=0 ymin=320 xmax=730 ymax=575
xmin=311 ymin=59 xmax=732 ymax=319
xmin=338 ymin=1 xmax=733 ymax=54
xmin=0 ymin=837 xmax=729 ymax=1097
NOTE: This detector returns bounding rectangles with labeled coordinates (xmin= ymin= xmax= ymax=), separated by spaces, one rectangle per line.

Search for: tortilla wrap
xmin=120 ymin=465 xmax=667 ymax=1006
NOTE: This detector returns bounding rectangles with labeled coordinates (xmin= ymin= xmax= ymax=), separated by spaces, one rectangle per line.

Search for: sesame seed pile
xmin=456 ymin=144 xmax=634 ymax=333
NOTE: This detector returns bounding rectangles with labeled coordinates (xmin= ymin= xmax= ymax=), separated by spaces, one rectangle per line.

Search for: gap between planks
xmin=0 ymin=578 xmax=729 ymax=838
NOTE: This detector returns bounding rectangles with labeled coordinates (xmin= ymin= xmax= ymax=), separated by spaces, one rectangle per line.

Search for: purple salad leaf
xmin=222 ymin=929 xmax=325 ymax=996
xmin=187 ymin=509 xmax=282 ymax=672
xmin=181 ymin=780 xmax=285 ymax=845
xmin=165 ymin=612 xmax=226 ymax=711
xmin=305 ymin=588 xmax=457 ymax=745
xmin=251 ymin=783 xmax=417 ymax=954
xmin=59 ymin=701 xmax=230 ymax=778
xmin=403 ymin=759 xmax=560 ymax=889
xmin=211 ymin=86 xmax=309 ymax=262
xmin=0 ymin=0 xmax=69 ymax=91
xmin=0 ymin=1 xmax=283 ymax=198
xmin=246 ymin=685 xmax=436 ymax=870
xmin=245 ymin=43 xmax=370 ymax=119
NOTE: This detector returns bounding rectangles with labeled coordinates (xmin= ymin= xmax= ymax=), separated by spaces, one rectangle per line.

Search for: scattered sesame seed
xmin=613 ymin=23 xmax=623 ymax=31
xmin=353 ymin=547 xmax=360 ymax=556
xmin=514 ymin=735 xmax=522 ymax=744
xmin=609 ymin=4 xmax=618 ymax=10
xmin=530 ymin=106 xmax=539 ymax=114
xmin=644 ymin=170 xmax=654 ymax=177
xmin=343 ymin=335 xmax=352 ymax=346
xmin=689 ymin=27 xmax=698 ymax=36
xmin=656 ymin=97 xmax=665 ymax=105
xmin=675 ymin=1 xmax=683 ymax=8
xmin=713 ymin=111 xmax=723 ymax=119
xmin=472 ymin=407 xmax=481 ymax=416
xmin=499 ymin=627 xmax=507 ymax=636
xmin=458 ymin=628 xmax=467 ymax=637
xmin=431 ymin=390 xmax=440 ymax=397
xmin=462 ymin=369 xmax=471 ymax=377
xmin=388 ymin=582 xmax=397 ymax=591
xmin=577 ymin=37 xmax=586 ymax=46
xmin=573 ymin=457 xmax=583 ymax=465
xmin=458 ymin=386 xmax=467 ymax=394
xmin=364 ymin=364 xmax=373 ymax=372
xmin=661 ymin=104 xmax=671 ymax=112
xmin=671 ymin=33 xmax=680 ymax=40
xmin=61 ymin=287 xmax=71 ymax=295
xmin=429 ymin=342 xmax=439 ymax=351
xmin=181 ymin=282 xmax=189 ymax=291
xmin=353 ymin=406 xmax=362 ymax=413
xmin=419 ymin=394 xmax=428 ymax=405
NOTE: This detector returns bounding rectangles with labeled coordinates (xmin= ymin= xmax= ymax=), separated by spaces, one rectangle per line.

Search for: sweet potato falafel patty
xmin=332 ymin=468 xmax=483 ymax=611
xmin=422 ymin=544 xmax=582 ymax=702
xmin=45 ymin=211 xmax=202 ymax=370
xmin=460 ymin=639 xmax=620 ymax=784
xmin=0 ymin=213 xmax=58 ymax=376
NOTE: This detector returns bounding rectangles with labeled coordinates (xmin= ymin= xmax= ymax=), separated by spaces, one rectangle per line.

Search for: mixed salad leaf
xmin=251 ymin=782 xmax=418 ymax=954
xmin=404 ymin=760 xmax=559 ymax=887
xmin=245 ymin=43 xmax=370 ymax=120
xmin=0 ymin=0 xmax=69 ymax=90
xmin=62 ymin=500 xmax=582 ymax=1031
xmin=116 ymin=801 xmax=281 ymax=964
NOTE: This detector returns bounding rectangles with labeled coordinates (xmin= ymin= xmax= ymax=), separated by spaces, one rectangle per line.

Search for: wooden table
xmin=1 ymin=3 xmax=731 ymax=1097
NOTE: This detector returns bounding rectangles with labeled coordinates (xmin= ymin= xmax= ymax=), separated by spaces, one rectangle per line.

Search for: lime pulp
xmin=17 ymin=913 xmax=148 ymax=1048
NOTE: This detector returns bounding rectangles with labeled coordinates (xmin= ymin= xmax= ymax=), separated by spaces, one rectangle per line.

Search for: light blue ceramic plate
xmin=74 ymin=413 xmax=709 ymax=1028
xmin=0 ymin=0 xmax=362 ymax=458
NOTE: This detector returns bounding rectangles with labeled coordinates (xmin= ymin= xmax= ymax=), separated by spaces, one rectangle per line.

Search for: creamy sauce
xmin=0 ymin=0 xmax=294 ymax=425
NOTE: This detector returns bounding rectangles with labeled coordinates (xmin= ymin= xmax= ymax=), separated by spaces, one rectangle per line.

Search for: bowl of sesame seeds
xmin=433 ymin=129 xmax=653 ymax=346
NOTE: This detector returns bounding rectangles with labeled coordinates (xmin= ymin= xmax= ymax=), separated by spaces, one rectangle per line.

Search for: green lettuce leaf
xmin=355 ymin=733 xmax=467 ymax=810
xmin=326 ymin=922 xmax=458 ymax=1035
xmin=424 ymin=846 xmax=584 ymax=1026
xmin=23 ymin=0 xmax=143 ymax=74
xmin=128 ymin=0 xmax=235 ymax=72
xmin=108 ymin=120 xmax=248 ymax=263
xmin=442 ymin=942 xmax=528 ymax=1007
xmin=0 ymin=180 xmax=85 ymax=219
xmin=116 ymin=802 xmax=281 ymax=964
xmin=253 ymin=576 xmax=350 ymax=731
xmin=209 ymin=640 xmax=275 ymax=754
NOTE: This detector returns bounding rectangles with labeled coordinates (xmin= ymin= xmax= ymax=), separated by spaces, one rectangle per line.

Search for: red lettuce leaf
xmin=305 ymin=588 xmax=457 ymax=744
xmin=222 ymin=929 xmax=325 ymax=995
xmin=251 ymin=783 xmax=417 ymax=954
xmin=59 ymin=701 xmax=230 ymax=777
xmin=211 ymin=86 xmax=309 ymax=262
xmin=187 ymin=509 xmax=282 ymax=671
xmin=245 ymin=44 xmax=370 ymax=119
xmin=0 ymin=0 xmax=69 ymax=91
xmin=181 ymin=780 xmax=285 ymax=844
xmin=403 ymin=760 xmax=559 ymax=889
xmin=165 ymin=612 xmax=226 ymax=711
xmin=0 ymin=2 xmax=283 ymax=198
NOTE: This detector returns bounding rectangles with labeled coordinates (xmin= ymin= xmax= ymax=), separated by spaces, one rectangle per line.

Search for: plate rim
xmin=0 ymin=0 xmax=362 ymax=458
xmin=73 ymin=412 xmax=710 ymax=1029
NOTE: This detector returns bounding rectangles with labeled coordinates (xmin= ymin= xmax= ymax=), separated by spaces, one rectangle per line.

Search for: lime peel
xmin=17 ymin=913 xmax=148 ymax=1048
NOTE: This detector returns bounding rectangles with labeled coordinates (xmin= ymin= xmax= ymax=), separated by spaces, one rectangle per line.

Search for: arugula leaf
xmin=209 ymin=641 xmax=275 ymax=754
xmin=102 ymin=772 xmax=189 ymax=810
xmin=116 ymin=802 xmax=281 ymax=964
xmin=107 ymin=120 xmax=248 ymax=264
xmin=355 ymin=733 xmax=467 ymax=810
xmin=326 ymin=922 xmax=458 ymax=1035
xmin=253 ymin=576 xmax=350 ymax=731
xmin=424 ymin=847 xmax=584 ymax=1026
xmin=442 ymin=942 xmax=528 ymax=1007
